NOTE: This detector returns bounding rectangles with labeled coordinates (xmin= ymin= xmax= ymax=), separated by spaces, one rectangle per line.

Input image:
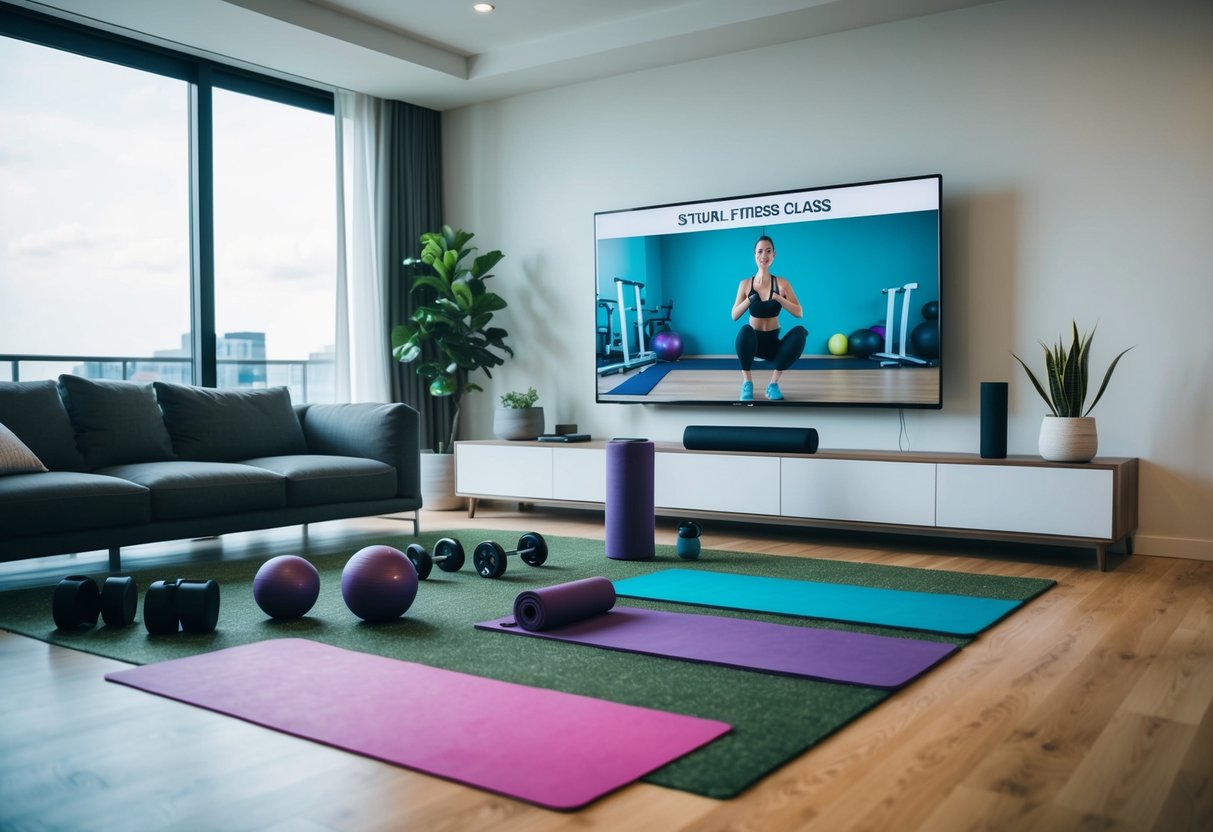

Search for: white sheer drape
xmin=334 ymin=90 xmax=391 ymax=403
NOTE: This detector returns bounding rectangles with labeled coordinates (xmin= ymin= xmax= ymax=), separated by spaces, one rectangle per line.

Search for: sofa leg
xmin=413 ymin=512 xmax=420 ymax=536
xmin=108 ymin=547 xmax=121 ymax=571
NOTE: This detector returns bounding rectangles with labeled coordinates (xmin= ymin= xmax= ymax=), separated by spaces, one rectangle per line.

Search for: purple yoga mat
xmin=105 ymin=639 xmax=730 ymax=810
xmin=605 ymin=439 xmax=654 ymax=560
xmin=479 ymin=584 xmax=957 ymax=689
xmin=514 ymin=576 xmax=617 ymax=630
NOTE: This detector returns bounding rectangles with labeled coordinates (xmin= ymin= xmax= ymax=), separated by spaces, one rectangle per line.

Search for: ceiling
xmin=14 ymin=0 xmax=998 ymax=110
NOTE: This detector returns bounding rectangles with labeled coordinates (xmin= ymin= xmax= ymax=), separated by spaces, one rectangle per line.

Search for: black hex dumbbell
xmin=472 ymin=532 xmax=548 ymax=579
xmin=52 ymin=575 xmax=138 ymax=630
xmin=405 ymin=538 xmax=466 ymax=580
xmin=144 ymin=579 xmax=220 ymax=635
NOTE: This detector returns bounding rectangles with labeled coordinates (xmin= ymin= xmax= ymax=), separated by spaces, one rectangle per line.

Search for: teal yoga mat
xmin=612 ymin=569 xmax=1021 ymax=635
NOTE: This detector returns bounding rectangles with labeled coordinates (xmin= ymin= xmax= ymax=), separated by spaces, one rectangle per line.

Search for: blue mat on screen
xmin=607 ymin=357 xmax=879 ymax=395
xmin=612 ymin=569 xmax=1021 ymax=636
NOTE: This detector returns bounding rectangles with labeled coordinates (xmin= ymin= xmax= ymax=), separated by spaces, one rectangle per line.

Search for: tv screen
xmin=594 ymin=174 xmax=942 ymax=409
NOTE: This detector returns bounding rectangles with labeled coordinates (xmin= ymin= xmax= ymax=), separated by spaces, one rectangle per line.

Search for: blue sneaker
xmin=740 ymin=381 xmax=753 ymax=401
xmin=766 ymin=382 xmax=784 ymax=401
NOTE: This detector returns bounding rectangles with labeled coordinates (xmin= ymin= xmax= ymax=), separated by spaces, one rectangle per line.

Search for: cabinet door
xmin=781 ymin=458 xmax=936 ymax=526
xmin=655 ymin=452 xmax=780 ymax=514
xmin=455 ymin=444 xmax=553 ymax=500
xmin=553 ymin=448 xmax=607 ymax=502
xmin=936 ymin=463 xmax=1113 ymax=538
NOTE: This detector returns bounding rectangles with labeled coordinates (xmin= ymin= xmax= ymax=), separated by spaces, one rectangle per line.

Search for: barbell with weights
xmin=404 ymin=537 xmax=466 ymax=580
xmin=472 ymin=532 xmax=548 ymax=579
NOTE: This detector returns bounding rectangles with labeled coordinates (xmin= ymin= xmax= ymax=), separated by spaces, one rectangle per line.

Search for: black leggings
xmin=736 ymin=325 xmax=808 ymax=372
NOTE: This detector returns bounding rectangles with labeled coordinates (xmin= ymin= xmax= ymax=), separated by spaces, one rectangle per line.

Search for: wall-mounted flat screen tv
xmin=594 ymin=174 xmax=942 ymax=409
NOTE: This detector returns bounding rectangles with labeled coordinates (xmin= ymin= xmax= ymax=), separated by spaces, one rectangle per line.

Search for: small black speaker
xmin=683 ymin=425 xmax=819 ymax=454
xmin=980 ymin=382 xmax=1008 ymax=459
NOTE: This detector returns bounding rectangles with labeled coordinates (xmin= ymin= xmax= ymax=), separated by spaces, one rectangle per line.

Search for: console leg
xmin=1095 ymin=543 xmax=1107 ymax=572
xmin=467 ymin=497 xmax=478 ymax=519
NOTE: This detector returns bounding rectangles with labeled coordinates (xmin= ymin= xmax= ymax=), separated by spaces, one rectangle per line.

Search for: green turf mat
xmin=0 ymin=532 xmax=1053 ymax=799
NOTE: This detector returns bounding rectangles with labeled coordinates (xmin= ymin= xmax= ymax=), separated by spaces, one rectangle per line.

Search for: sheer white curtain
xmin=334 ymin=90 xmax=391 ymax=403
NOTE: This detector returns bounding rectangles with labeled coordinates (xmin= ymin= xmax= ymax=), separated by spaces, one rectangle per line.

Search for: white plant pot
xmin=1038 ymin=416 xmax=1098 ymax=463
xmin=419 ymin=450 xmax=465 ymax=511
xmin=493 ymin=407 xmax=545 ymax=441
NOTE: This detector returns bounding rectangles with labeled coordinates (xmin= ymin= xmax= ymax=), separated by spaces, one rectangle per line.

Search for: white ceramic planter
xmin=419 ymin=450 xmax=465 ymax=511
xmin=1038 ymin=416 xmax=1098 ymax=463
xmin=493 ymin=407 xmax=545 ymax=440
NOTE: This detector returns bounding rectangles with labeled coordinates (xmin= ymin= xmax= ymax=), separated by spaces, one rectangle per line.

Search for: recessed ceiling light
xmin=473 ymin=3 xmax=495 ymax=12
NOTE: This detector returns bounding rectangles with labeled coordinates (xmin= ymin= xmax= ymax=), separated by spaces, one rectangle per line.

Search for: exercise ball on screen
xmin=911 ymin=321 xmax=940 ymax=359
xmin=921 ymin=300 xmax=940 ymax=321
xmin=870 ymin=324 xmax=887 ymax=342
xmin=253 ymin=555 xmax=321 ymax=620
xmin=651 ymin=330 xmax=684 ymax=361
xmin=827 ymin=333 xmax=848 ymax=356
xmin=341 ymin=545 xmax=419 ymax=622
xmin=848 ymin=328 xmax=883 ymax=359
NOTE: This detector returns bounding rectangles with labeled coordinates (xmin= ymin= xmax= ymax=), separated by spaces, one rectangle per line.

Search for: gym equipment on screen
xmin=612 ymin=569 xmax=1022 ymax=636
xmin=476 ymin=578 xmax=958 ymax=689
xmin=105 ymin=638 xmax=730 ymax=810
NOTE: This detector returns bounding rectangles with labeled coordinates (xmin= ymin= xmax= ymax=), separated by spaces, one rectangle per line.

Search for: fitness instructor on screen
xmin=730 ymin=234 xmax=808 ymax=401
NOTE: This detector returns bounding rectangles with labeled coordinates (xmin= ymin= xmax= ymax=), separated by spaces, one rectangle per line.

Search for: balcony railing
xmin=1 ymin=353 xmax=336 ymax=404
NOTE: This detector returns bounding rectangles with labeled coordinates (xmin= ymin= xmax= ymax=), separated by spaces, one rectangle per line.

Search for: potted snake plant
xmin=1011 ymin=322 xmax=1132 ymax=462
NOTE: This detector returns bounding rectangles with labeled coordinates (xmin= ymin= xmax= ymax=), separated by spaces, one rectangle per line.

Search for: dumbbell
xmin=52 ymin=575 xmax=138 ymax=630
xmin=472 ymin=532 xmax=548 ymax=579
xmin=405 ymin=538 xmax=466 ymax=580
xmin=144 ymin=579 xmax=221 ymax=635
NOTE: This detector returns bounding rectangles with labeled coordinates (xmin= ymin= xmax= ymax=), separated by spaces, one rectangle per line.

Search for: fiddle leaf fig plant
xmin=392 ymin=225 xmax=511 ymax=452
xmin=1011 ymin=322 xmax=1132 ymax=417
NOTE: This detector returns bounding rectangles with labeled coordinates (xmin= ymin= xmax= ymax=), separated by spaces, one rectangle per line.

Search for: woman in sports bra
xmin=729 ymin=234 xmax=808 ymax=401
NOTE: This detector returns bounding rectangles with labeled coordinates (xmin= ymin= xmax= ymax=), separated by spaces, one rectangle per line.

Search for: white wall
xmin=441 ymin=0 xmax=1213 ymax=560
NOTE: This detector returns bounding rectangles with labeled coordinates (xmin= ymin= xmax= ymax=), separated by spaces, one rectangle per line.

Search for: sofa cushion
xmin=0 ymin=380 xmax=86 ymax=471
xmin=58 ymin=376 xmax=176 ymax=470
xmin=153 ymin=383 xmax=308 ymax=462
xmin=242 ymin=455 xmax=396 ymax=506
xmin=0 ymin=471 xmax=150 ymax=537
xmin=100 ymin=461 xmax=286 ymax=520
xmin=0 ymin=421 xmax=48 ymax=475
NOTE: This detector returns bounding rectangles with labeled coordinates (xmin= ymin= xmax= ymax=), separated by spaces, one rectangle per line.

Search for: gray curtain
xmin=384 ymin=99 xmax=449 ymax=452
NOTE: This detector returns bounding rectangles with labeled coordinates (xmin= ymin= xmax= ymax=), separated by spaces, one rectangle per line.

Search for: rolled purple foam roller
xmin=512 ymin=577 xmax=617 ymax=631
xmin=605 ymin=439 xmax=655 ymax=560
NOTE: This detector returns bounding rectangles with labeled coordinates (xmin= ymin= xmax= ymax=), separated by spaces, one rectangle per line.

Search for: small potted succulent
xmin=1011 ymin=322 xmax=1132 ymax=462
xmin=493 ymin=387 xmax=544 ymax=440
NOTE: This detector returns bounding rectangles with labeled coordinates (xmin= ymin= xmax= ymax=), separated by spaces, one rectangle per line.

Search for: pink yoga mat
xmin=105 ymin=639 xmax=730 ymax=810
xmin=478 ymin=579 xmax=958 ymax=689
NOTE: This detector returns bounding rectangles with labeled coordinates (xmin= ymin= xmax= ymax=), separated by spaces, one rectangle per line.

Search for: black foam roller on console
xmin=980 ymin=382 xmax=1008 ymax=459
xmin=683 ymin=425 xmax=819 ymax=454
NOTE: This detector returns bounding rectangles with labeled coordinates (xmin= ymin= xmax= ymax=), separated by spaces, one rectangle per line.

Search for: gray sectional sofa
xmin=0 ymin=376 xmax=422 ymax=570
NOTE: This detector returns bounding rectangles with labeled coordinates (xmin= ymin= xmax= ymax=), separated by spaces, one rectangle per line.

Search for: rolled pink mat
xmin=513 ymin=577 xmax=617 ymax=631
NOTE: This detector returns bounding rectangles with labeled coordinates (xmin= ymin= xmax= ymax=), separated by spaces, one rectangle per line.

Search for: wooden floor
xmin=2 ymin=505 xmax=1211 ymax=831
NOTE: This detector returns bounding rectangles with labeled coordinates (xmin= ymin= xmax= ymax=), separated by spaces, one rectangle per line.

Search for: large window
xmin=213 ymin=89 xmax=337 ymax=402
xmin=0 ymin=36 xmax=190 ymax=380
xmin=0 ymin=8 xmax=336 ymax=402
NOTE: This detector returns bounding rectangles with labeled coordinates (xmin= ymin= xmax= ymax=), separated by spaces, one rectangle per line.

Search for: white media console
xmin=454 ymin=439 xmax=1138 ymax=570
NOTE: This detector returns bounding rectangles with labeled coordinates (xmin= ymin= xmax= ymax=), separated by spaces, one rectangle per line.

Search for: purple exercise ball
xmin=341 ymin=545 xmax=419 ymax=623
xmin=253 ymin=555 xmax=321 ymax=620
xmin=651 ymin=330 xmax=684 ymax=361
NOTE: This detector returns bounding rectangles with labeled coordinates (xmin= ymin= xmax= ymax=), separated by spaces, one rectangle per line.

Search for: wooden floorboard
xmin=1 ymin=504 xmax=1210 ymax=831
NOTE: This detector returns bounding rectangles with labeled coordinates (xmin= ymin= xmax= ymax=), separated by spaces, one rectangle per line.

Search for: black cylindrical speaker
xmin=683 ymin=425 xmax=819 ymax=454
xmin=980 ymin=382 xmax=1008 ymax=459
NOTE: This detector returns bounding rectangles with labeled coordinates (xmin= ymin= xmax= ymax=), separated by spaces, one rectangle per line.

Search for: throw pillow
xmin=58 ymin=375 xmax=176 ymax=470
xmin=0 ymin=420 xmax=48 ymax=475
xmin=0 ymin=379 xmax=86 ymax=471
xmin=153 ymin=382 xmax=307 ymax=462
